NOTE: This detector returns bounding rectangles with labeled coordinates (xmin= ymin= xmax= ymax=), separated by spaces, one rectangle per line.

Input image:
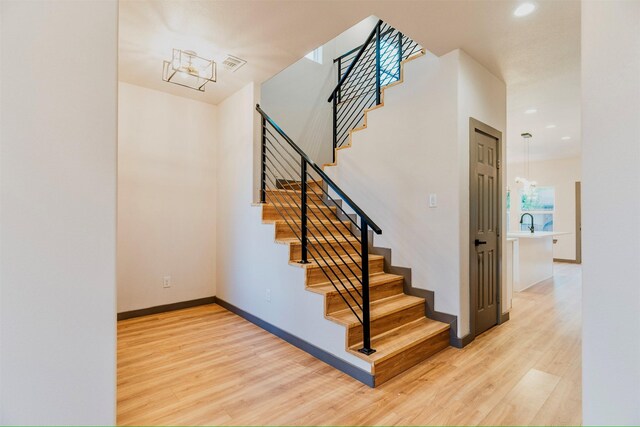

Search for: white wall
xmin=117 ymin=83 xmax=217 ymax=313
xmin=325 ymin=49 xmax=506 ymax=338
xmin=507 ymin=157 xmax=581 ymax=260
xmin=216 ymin=82 xmax=370 ymax=373
xmin=582 ymin=1 xmax=640 ymax=424
xmin=0 ymin=2 xmax=3 ymax=411
xmin=261 ymin=16 xmax=378 ymax=167
xmin=0 ymin=0 xmax=117 ymax=423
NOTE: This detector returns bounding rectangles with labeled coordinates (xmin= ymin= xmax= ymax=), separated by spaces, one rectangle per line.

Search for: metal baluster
xmin=337 ymin=58 xmax=342 ymax=103
xmin=375 ymin=22 xmax=381 ymax=106
xmin=260 ymin=115 xmax=267 ymax=203
xmin=398 ymin=31 xmax=403 ymax=80
xmin=332 ymin=97 xmax=337 ymax=163
xmin=358 ymin=217 xmax=375 ymax=355
xmin=300 ymin=161 xmax=309 ymax=264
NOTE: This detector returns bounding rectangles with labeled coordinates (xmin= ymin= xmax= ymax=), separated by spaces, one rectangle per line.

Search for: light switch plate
xmin=429 ymin=193 xmax=437 ymax=208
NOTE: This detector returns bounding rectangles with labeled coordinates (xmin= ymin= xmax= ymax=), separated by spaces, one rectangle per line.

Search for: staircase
xmin=255 ymin=20 xmax=450 ymax=387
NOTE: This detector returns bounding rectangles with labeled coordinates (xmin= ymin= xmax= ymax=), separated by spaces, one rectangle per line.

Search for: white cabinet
xmin=504 ymin=238 xmax=517 ymax=313
xmin=507 ymin=231 xmax=569 ymax=291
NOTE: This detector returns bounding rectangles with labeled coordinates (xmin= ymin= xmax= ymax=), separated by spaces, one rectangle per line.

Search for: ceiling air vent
xmin=222 ymin=55 xmax=247 ymax=72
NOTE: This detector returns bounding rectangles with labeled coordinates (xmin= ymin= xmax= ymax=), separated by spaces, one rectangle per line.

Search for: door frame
xmin=469 ymin=117 xmax=504 ymax=340
xmin=575 ymin=181 xmax=582 ymax=264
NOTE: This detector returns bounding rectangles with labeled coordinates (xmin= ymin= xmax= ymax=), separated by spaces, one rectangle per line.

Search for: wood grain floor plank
xmin=478 ymin=368 xmax=561 ymax=425
xmin=117 ymin=263 xmax=582 ymax=426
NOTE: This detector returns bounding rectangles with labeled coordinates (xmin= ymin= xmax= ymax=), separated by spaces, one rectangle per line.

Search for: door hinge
xmin=497 ymin=159 xmax=501 ymax=169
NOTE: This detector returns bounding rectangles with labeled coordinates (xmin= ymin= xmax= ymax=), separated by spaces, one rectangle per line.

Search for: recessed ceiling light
xmin=546 ymin=124 xmax=556 ymax=129
xmin=525 ymin=108 xmax=537 ymax=114
xmin=561 ymin=136 xmax=571 ymax=140
xmin=514 ymin=3 xmax=536 ymax=17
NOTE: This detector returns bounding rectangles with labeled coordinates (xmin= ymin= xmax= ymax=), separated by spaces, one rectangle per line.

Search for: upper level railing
xmin=328 ymin=20 xmax=423 ymax=160
xmin=257 ymin=104 xmax=381 ymax=355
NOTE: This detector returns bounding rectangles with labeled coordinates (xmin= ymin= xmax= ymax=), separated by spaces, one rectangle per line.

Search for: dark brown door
xmin=470 ymin=120 xmax=500 ymax=336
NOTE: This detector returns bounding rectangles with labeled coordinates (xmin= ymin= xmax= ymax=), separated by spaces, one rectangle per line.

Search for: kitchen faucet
xmin=520 ymin=213 xmax=535 ymax=233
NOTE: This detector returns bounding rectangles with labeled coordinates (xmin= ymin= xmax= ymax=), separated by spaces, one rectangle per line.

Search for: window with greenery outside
xmin=519 ymin=186 xmax=555 ymax=231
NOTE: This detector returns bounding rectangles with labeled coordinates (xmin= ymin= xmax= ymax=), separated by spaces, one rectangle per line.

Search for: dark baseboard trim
xmin=450 ymin=332 xmax=474 ymax=348
xmin=500 ymin=311 xmax=510 ymax=323
xmin=117 ymin=296 xmax=216 ymax=321
xmin=453 ymin=313 xmax=509 ymax=348
xmin=554 ymin=258 xmax=579 ymax=264
xmin=214 ymin=297 xmax=375 ymax=388
xmin=369 ymin=245 xmax=460 ymax=347
xmin=331 ymin=194 xmax=474 ymax=350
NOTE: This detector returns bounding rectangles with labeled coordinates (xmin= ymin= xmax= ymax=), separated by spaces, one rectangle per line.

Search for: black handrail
xmin=257 ymin=104 xmax=380 ymax=354
xmin=328 ymin=20 xmax=422 ymax=161
xmin=256 ymin=104 xmax=382 ymax=235
xmin=257 ymin=20 xmax=422 ymax=355
xmin=332 ymin=26 xmax=396 ymax=64
xmin=327 ymin=19 xmax=383 ymax=103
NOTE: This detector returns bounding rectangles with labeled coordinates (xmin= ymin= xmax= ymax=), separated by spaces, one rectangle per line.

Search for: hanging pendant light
xmin=515 ymin=132 xmax=537 ymax=199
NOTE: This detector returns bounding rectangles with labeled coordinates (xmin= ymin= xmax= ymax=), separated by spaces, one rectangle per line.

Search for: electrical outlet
xmin=265 ymin=288 xmax=271 ymax=302
xmin=163 ymin=276 xmax=171 ymax=288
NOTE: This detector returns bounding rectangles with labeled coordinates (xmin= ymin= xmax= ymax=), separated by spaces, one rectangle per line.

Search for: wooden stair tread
xmin=349 ymin=317 xmax=450 ymax=363
xmin=262 ymin=202 xmax=334 ymax=210
xmin=265 ymin=192 xmax=324 ymax=202
xmin=291 ymin=253 xmax=383 ymax=269
xmin=308 ymin=272 xmax=402 ymax=294
xmin=328 ymin=294 xmax=423 ymax=326
xmin=310 ymin=252 xmax=381 ymax=266
xmin=263 ymin=200 xmax=333 ymax=209
xmin=276 ymin=235 xmax=360 ymax=245
xmin=274 ymin=180 xmax=323 ymax=189
xmin=266 ymin=188 xmax=325 ymax=195
xmin=268 ymin=218 xmax=348 ymax=226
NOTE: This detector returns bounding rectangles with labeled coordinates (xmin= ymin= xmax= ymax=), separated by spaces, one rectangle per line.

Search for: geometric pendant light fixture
xmin=162 ymin=49 xmax=217 ymax=92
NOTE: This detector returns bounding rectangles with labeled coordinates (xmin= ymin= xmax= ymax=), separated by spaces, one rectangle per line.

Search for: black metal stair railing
xmin=257 ymin=104 xmax=382 ymax=355
xmin=328 ymin=20 xmax=423 ymax=161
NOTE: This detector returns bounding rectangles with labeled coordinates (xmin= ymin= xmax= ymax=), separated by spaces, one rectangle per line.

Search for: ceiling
xmin=506 ymin=63 xmax=581 ymax=163
xmin=119 ymin=0 xmax=581 ymax=162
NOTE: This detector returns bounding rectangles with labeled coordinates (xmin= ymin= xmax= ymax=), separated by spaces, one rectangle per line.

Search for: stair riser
xmin=266 ymin=192 xmax=324 ymax=205
xmin=374 ymin=329 xmax=450 ymax=386
xmin=262 ymin=204 xmax=336 ymax=222
xmin=347 ymin=303 xmax=424 ymax=347
xmin=290 ymin=240 xmax=361 ymax=262
xmin=275 ymin=181 xmax=324 ymax=193
xmin=306 ymin=257 xmax=384 ymax=286
xmin=326 ymin=277 xmax=403 ymax=314
xmin=275 ymin=221 xmax=351 ymax=240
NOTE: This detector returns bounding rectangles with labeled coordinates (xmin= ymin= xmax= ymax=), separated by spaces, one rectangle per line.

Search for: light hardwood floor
xmin=117 ymin=263 xmax=582 ymax=426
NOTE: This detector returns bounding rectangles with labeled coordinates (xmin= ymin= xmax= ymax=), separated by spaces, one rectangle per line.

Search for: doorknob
xmin=474 ymin=239 xmax=487 ymax=246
